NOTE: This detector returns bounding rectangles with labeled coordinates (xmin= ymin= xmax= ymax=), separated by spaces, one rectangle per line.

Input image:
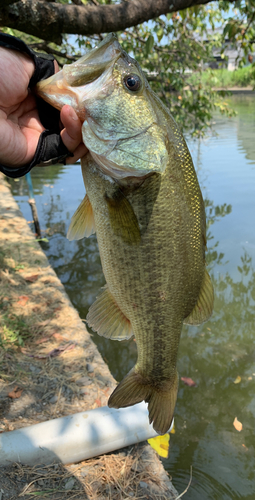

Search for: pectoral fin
xmin=105 ymin=189 xmax=140 ymax=245
xmin=183 ymin=269 xmax=214 ymax=326
xmin=67 ymin=194 xmax=95 ymax=241
xmin=87 ymin=285 xmax=133 ymax=341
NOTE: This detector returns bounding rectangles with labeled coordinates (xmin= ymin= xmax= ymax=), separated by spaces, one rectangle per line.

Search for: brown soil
xmin=0 ymin=174 xmax=178 ymax=500
xmin=0 ymin=446 xmax=178 ymax=500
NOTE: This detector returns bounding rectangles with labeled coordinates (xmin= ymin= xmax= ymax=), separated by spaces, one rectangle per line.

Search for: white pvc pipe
xmin=0 ymin=402 xmax=173 ymax=466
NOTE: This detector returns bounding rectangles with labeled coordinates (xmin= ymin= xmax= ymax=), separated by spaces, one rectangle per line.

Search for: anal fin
xmin=184 ymin=269 xmax=214 ymax=326
xmin=67 ymin=194 xmax=95 ymax=241
xmin=86 ymin=285 xmax=133 ymax=341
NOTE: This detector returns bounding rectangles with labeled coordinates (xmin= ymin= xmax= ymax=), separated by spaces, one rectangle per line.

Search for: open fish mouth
xmin=36 ymin=33 xmax=122 ymax=118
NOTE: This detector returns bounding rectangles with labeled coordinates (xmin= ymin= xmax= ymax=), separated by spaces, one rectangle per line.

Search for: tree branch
xmin=1 ymin=0 xmax=20 ymax=7
xmin=29 ymin=42 xmax=79 ymax=62
xmin=0 ymin=0 xmax=226 ymax=43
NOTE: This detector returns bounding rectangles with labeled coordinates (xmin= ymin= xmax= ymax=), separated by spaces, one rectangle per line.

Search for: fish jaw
xmin=35 ymin=33 xmax=121 ymax=120
xmin=35 ymin=72 xmax=79 ymax=112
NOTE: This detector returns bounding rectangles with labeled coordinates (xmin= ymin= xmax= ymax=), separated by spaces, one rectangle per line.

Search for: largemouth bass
xmin=36 ymin=34 xmax=213 ymax=434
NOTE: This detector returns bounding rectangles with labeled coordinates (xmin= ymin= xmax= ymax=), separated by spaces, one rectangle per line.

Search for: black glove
xmin=0 ymin=33 xmax=73 ymax=178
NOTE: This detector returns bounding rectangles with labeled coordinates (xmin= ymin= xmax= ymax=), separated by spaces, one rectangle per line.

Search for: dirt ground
xmin=0 ymin=445 xmax=178 ymax=500
xmin=0 ymin=174 xmax=178 ymax=499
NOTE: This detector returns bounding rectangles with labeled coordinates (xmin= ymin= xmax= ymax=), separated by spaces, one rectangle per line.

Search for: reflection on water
xmin=9 ymin=95 xmax=255 ymax=499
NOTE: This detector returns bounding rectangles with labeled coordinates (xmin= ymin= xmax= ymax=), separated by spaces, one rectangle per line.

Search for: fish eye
xmin=123 ymin=74 xmax=141 ymax=91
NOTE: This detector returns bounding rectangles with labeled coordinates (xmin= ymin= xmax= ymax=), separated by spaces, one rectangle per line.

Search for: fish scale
xmin=82 ymin=140 xmax=204 ymax=421
xmin=36 ymin=33 xmax=214 ymax=434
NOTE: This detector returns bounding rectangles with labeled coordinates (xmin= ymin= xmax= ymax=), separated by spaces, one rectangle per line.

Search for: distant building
xmin=211 ymin=43 xmax=243 ymax=71
xmin=205 ymin=28 xmax=253 ymax=71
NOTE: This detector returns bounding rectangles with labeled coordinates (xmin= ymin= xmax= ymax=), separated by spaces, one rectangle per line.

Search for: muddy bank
xmin=0 ymin=173 xmax=178 ymax=499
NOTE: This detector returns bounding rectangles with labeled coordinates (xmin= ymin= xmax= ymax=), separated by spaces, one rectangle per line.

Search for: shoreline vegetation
xmin=190 ymin=66 xmax=255 ymax=90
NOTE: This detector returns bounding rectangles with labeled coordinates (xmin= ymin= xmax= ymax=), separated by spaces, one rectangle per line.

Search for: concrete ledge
xmin=0 ymin=173 xmax=178 ymax=499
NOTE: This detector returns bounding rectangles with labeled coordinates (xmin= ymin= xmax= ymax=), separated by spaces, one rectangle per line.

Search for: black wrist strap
xmin=0 ymin=33 xmax=73 ymax=178
xmin=0 ymin=132 xmax=73 ymax=179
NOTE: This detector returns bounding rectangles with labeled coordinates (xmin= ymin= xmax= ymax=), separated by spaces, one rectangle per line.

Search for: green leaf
xmin=223 ymin=22 xmax=231 ymax=38
xmin=156 ymin=27 xmax=164 ymax=43
xmin=145 ymin=34 xmax=154 ymax=56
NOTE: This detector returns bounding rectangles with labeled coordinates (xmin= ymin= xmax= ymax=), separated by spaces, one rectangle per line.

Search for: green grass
xmin=190 ymin=66 xmax=255 ymax=89
xmin=0 ymin=312 xmax=31 ymax=348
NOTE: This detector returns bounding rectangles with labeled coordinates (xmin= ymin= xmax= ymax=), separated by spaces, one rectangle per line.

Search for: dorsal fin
xmin=67 ymin=194 xmax=95 ymax=241
xmin=87 ymin=285 xmax=133 ymax=341
xmin=183 ymin=269 xmax=214 ymax=326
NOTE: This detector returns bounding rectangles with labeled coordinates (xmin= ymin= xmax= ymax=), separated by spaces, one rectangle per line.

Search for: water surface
xmin=9 ymin=95 xmax=255 ymax=499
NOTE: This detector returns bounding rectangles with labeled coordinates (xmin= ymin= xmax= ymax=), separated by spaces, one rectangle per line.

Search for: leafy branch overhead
xmin=1 ymin=0 xmax=255 ymax=134
xmin=0 ymin=0 xmax=229 ymax=41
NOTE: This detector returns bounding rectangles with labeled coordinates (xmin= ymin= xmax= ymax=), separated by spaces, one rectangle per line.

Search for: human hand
xmin=0 ymin=47 xmax=87 ymax=168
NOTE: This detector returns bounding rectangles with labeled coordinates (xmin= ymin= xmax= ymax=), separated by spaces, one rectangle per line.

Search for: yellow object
xmin=234 ymin=376 xmax=241 ymax=384
xmin=36 ymin=34 xmax=214 ymax=436
xmin=148 ymin=433 xmax=170 ymax=458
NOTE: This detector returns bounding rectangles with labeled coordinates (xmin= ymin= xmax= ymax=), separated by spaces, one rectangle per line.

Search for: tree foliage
xmin=1 ymin=0 xmax=255 ymax=135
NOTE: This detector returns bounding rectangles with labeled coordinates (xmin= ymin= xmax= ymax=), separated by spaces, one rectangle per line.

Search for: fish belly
xmin=82 ymin=154 xmax=205 ymax=433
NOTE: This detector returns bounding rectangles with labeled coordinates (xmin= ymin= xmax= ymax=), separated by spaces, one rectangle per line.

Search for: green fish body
xmin=36 ymin=34 xmax=213 ymax=434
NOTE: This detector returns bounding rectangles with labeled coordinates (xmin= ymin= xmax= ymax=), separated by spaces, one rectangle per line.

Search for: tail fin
xmin=108 ymin=368 xmax=178 ymax=435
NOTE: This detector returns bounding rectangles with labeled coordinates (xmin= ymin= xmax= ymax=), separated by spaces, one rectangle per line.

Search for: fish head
xmin=36 ymin=34 xmax=121 ymax=116
xmin=36 ymin=33 xmax=169 ymax=180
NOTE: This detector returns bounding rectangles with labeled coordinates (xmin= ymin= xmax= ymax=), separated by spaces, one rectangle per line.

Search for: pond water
xmin=9 ymin=95 xmax=255 ymax=499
